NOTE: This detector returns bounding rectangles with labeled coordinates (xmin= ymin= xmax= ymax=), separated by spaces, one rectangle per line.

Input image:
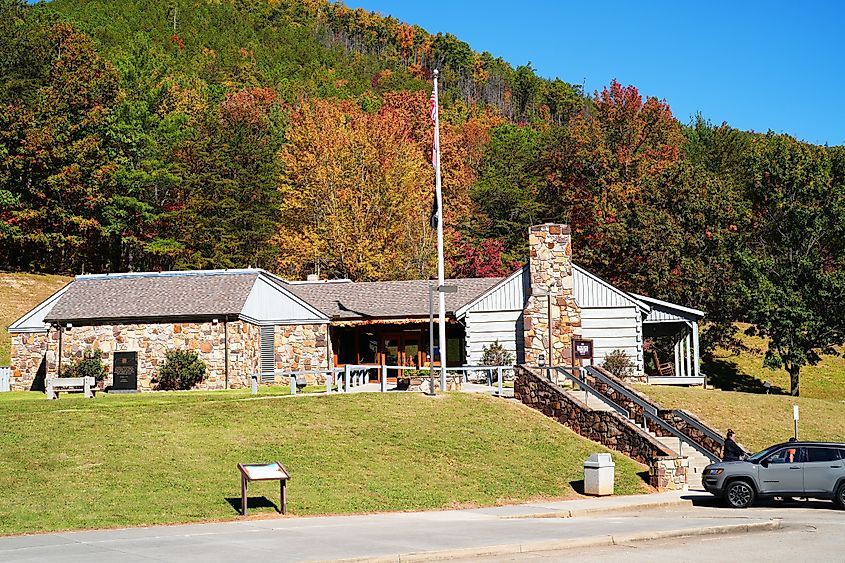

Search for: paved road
xmin=0 ymin=492 xmax=782 ymax=563
xmin=459 ymin=498 xmax=845 ymax=562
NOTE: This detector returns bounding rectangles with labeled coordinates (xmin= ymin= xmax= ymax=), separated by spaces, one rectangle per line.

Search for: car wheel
xmin=836 ymin=482 xmax=845 ymax=509
xmin=724 ymin=480 xmax=755 ymax=508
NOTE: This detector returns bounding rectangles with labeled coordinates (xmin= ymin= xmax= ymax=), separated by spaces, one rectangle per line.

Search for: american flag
xmin=429 ymin=88 xmax=438 ymax=168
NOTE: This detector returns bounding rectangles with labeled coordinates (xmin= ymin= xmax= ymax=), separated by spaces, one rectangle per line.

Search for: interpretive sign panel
xmin=573 ymin=339 xmax=594 ymax=360
xmin=112 ymin=351 xmax=138 ymax=390
xmin=237 ymin=462 xmax=290 ymax=516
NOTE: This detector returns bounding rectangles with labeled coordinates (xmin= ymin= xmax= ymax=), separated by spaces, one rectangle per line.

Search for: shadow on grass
xmin=225 ymin=496 xmax=280 ymax=514
xmin=702 ymin=356 xmax=786 ymax=395
xmin=569 ymin=470 xmax=652 ymax=495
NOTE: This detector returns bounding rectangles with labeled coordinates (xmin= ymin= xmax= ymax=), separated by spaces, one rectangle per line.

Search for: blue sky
xmin=346 ymin=0 xmax=844 ymax=146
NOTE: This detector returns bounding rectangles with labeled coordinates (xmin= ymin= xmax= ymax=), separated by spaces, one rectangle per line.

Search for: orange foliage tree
xmin=276 ymin=98 xmax=434 ymax=281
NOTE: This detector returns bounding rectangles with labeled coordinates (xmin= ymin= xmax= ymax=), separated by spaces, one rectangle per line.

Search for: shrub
xmin=157 ymin=350 xmax=207 ymax=390
xmin=62 ymin=349 xmax=106 ymax=381
xmin=480 ymin=340 xmax=514 ymax=366
xmin=602 ymin=349 xmax=635 ymax=378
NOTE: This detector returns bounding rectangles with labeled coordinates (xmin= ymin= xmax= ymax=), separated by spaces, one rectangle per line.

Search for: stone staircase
xmin=558 ymin=380 xmax=712 ymax=490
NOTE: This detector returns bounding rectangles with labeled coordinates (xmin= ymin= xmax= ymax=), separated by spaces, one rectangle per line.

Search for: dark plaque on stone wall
xmin=112 ymin=351 xmax=138 ymax=391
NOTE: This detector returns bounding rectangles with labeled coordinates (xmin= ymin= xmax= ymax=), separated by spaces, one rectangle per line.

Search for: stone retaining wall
xmin=514 ymin=366 xmax=686 ymax=491
xmin=399 ymin=372 xmax=463 ymax=392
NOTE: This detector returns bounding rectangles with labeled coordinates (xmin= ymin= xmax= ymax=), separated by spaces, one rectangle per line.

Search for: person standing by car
xmin=723 ymin=429 xmax=745 ymax=461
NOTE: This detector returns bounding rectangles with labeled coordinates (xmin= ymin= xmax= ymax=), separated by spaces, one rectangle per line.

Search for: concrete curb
xmin=318 ymin=520 xmax=781 ymax=562
xmin=499 ymin=497 xmax=693 ymax=519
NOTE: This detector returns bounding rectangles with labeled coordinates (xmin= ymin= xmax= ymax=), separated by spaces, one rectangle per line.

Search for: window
xmin=806 ymin=448 xmax=841 ymax=463
xmin=766 ymin=447 xmax=804 ymax=464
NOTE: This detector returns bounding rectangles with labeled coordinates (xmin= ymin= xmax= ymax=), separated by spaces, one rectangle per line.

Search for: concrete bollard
xmin=380 ymin=365 xmax=387 ymax=392
xmin=251 ymin=374 xmax=258 ymax=395
xmin=290 ymin=375 xmax=297 ymax=395
xmin=326 ymin=371 xmax=332 ymax=394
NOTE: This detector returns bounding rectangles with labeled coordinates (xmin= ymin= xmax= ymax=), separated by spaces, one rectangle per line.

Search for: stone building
xmin=8 ymin=270 xmax=329 ymax=391
xmin=8 ymin=223 xmax=705 ymax=391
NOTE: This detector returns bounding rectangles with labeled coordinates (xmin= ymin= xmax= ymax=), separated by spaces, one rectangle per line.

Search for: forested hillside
xmin=2 ymin=0 xmax=845 ymax=393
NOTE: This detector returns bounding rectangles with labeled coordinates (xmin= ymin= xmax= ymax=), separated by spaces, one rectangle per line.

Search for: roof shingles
xmin=285 ymin=278 xmax=503 ymax=320
xmin=44 ymin=272 xmax=259 ymax=323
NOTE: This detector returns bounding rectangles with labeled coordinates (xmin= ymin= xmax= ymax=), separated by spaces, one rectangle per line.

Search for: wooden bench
xmin=46 ymin=377 xmax=96 ymax=399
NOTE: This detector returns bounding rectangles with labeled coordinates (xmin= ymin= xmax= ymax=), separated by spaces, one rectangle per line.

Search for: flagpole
xmin=433 ymin=69 xmax=447 ymax=392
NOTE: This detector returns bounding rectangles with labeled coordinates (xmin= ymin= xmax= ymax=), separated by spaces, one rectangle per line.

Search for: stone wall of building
xmin=523 ymin=224 xmax=581 ymax=367
xmin=514 ymin=366 xmax=687 ymax=491
xmin=11 ymin=321 xmax=262 ymax=391
xmin=274 ymin=324 xmax=329 ymax=385
xmin=9 ymin=332 xmax=53 ymax=391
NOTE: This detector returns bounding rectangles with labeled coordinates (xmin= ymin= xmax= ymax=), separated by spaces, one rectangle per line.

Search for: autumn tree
xmin=276 ymin=98 xmax=434 ymax=281
xmin=538 ymin=80 xmax=686 ymax=283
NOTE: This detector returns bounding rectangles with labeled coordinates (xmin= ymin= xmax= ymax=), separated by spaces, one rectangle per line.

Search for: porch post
xmin=673 ymin=336 xmax=680 ymax=377
xmin=692 ymin=321 xmax=700 ymax=378
xmin=684 ymin=328 xmax=692 ymax=378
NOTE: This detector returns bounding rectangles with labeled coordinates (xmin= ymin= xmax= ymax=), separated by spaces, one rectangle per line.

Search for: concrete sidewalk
xmin=0 ymin=493 xmax=779 ymax=562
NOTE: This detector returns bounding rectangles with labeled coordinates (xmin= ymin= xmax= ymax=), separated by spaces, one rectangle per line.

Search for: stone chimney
xmin=523 ymin=224 xmax=581 ymax=367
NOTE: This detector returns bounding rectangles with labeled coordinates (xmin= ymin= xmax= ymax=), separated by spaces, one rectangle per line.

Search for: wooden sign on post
xmin=237 ymin=462 xmax=290 ymax=516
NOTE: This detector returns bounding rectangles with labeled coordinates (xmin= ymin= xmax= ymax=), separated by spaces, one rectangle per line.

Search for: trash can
xmin=584 ymin=453 xmax=615 ymax=496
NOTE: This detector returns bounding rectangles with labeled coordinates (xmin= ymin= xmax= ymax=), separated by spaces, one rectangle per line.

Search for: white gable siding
xmin=457 ymin=268 xmax=529 ymax=315
xmin=580 ymin=307 xmax=644 ymax=373
xmin=8 ymin=284 xmax=70 ymax=333
xmin=464 ymin=310 xmax=523 ymax=365
xmin=458 ymin=264 xmax=647 ymax=373
xmin=240 ymin=276 xmax=328 ymax=325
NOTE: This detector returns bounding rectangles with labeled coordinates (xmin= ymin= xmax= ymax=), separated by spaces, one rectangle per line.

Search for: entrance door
xmin=380 ymin=333 xmax=423 ymax=380
xmin=382 ymin=333 xmax=402 ymax=381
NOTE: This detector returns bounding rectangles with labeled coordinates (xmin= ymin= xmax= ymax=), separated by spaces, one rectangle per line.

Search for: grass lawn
xmin=635 ymin=385 xmax=845 ymax=452
xmin=703 ymin=323 xmax=845 ymax=401
xmin=0 ymin=272 xmax=72 ymax=365
xmin=0 ymin=390 xmax=648 ymax=535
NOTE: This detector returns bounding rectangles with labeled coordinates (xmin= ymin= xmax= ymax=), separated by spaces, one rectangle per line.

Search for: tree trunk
xmin=788 ymin=365 xmax=800 ymax=396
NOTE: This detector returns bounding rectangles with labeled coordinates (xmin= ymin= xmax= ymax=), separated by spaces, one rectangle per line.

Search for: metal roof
xmin=285 ymin=277 xmax=502 ymax=320
xmin=631 ymin=293 xmax=705 ymax=322
xmin=8 ymin=284 xmax=71 ymax=333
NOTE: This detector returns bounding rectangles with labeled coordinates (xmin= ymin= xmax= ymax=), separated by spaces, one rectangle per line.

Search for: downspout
xmin=57 ymin=325 xmax=63 ymax=377
xmin=224 ymin=317 xmax=229 ymax=390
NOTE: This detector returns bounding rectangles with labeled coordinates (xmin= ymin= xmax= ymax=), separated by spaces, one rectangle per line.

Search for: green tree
xmin=741 ymin=133 xmax=845 ymax=396
xmin=470 ymin=123 xmax=545 ymax=263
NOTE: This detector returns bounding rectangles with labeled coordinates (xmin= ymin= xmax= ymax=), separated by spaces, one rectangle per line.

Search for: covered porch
xmin=633 ymin=294 xmax=705 ymax=385
xmin=330 ymin=320 xmax=466 ymax=382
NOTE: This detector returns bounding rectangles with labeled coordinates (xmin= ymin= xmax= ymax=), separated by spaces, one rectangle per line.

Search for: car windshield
xmin=746 ymin=445 xmax=782 ymax=463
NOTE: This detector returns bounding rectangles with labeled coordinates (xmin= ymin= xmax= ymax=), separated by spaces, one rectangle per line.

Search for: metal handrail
xmin=584 ymin=366 xmax=721 ymax=462
xmin=643 ymin=411 xmax=721 ymax=462
xmin=548 ymin=367 xmax=630 ymax=419
xmin=674 ymin=409 xmax=725 ymax=446
xmin=583 ymin=366 xmax=657 ymax=416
